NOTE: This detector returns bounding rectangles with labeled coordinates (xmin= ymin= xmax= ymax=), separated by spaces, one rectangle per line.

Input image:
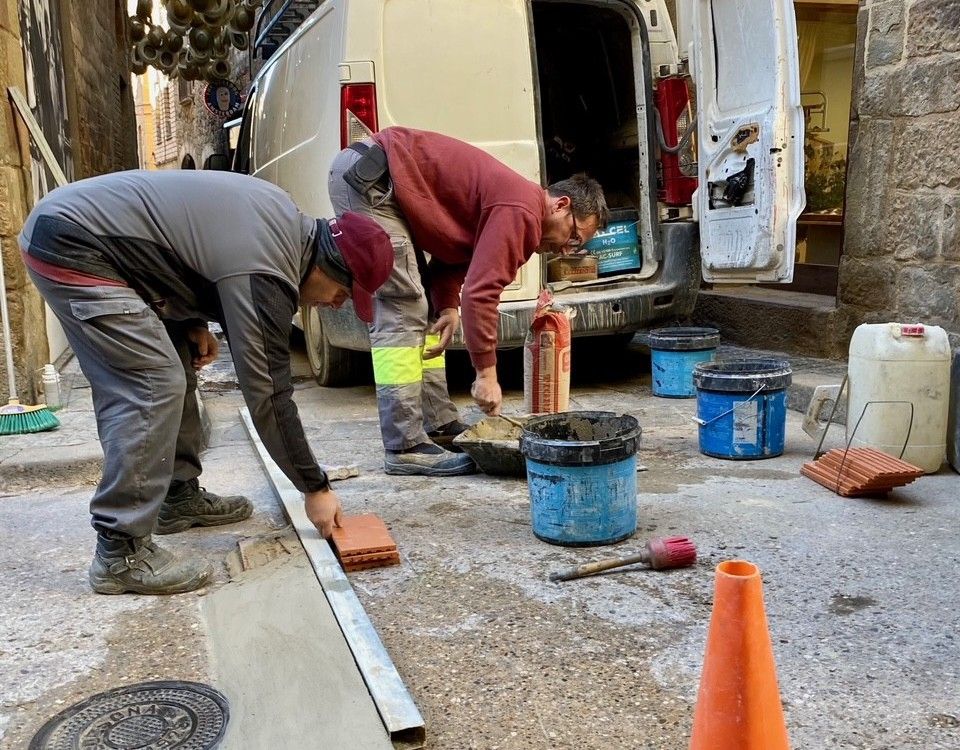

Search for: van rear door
xmin=687 ymin=0 xmax=805 ymax=283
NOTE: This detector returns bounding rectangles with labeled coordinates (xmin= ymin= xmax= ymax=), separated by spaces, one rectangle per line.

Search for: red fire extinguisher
xmin=655 ymin=75 xmax=697 ymax=207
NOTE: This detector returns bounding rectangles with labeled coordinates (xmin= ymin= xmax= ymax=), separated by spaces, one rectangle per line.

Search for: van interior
xmin=532 ymin=1 xmax=646 ymax=223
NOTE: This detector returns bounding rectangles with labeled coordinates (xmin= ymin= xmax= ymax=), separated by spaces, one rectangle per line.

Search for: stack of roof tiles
xmin=330 ymin=513 xmax=400 ymax=571
xmin=800 ymin=447 xmax=924 ymax=497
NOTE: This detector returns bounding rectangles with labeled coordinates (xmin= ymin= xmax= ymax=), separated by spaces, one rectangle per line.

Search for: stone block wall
xmin=0 ymin=0 xmax=46 ymax=402
xmin=176 ymin=48 xmax=251 ymax=169
xmin=840 ymin=0 xmax=960 ymax=345
xmin=60 ymin=0 xmax=138 ymax=177
xmin=1 ymin=0 xmax=137 ymax=403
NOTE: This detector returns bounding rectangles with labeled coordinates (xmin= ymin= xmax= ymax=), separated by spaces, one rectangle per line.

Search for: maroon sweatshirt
xmin=373 ymin=127 xmax=544 ymax=370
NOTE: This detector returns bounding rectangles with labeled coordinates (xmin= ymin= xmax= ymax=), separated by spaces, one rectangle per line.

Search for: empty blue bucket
xmin=520 ymin=412 xmax=641 ymax=546
xmin=693 ymin=359 xmax=792 ymax=459
xmin=648 ymin=327 xmax=720 ymax=398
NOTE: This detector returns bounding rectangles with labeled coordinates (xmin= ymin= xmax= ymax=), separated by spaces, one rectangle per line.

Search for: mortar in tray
xmin=453 ymin=415 xmax=528 ymax=477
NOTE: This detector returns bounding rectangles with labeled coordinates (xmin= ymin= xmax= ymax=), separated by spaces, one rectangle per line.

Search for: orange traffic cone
xmin=690 ymin=560 xmax=790 ymax=749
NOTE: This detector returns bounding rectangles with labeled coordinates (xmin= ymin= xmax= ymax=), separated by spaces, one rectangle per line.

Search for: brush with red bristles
xmin=549 ymin=536 xmax=697 ymax=582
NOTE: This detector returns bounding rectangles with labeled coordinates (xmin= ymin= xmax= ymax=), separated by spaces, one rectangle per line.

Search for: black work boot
xmin=89 ymin=533 xmax=212 ymax=595
xmin=426 ymin=420 xmax=470 ymax=451
xmin=384 ymin=442 xmax=476 ymax=476
xmin=155 ymin=479 xmax=253 ymax=535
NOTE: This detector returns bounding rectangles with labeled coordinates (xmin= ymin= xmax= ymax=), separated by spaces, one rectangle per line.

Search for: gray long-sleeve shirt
xmin=20 ymin=169 xmax=328 ymax=493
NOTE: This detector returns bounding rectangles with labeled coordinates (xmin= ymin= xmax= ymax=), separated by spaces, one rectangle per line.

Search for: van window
xmin=231 ymin=89 xmax=256 ymax=174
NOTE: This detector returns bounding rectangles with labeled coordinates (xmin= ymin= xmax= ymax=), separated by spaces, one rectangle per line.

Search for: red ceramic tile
xmin=801 ymin=448 xmax=923 ymax=497
xmin=330 ymin=513 xmax=398 ymax=566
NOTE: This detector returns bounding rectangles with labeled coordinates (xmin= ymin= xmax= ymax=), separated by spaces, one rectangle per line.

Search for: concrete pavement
xmin=0 ymin=336 xmax=957 ymax=749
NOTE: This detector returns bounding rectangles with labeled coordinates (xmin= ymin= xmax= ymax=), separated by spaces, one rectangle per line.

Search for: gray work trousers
xmin=28 ymin=270 xmax=204 ymax=539
xmin=328 ymin=147 xmax=460 ymax=450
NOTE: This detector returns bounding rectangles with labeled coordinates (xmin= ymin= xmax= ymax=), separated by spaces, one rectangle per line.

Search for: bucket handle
xmin=828 ymin=400 xmax=915 ymax=493
xmin=692 ymin=384 xmax=766 ymax=427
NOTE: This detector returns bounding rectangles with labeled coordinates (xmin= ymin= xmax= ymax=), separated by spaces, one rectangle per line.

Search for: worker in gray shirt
xmin=19 ymin=170 xmax=393 ymax=595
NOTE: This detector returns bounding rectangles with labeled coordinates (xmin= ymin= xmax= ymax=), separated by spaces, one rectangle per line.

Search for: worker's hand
xmin=471 ymin=367 xmax=502 ymax=415
xmin=424 ymin=308 xmax=459 ymax=359
xmin=304 ymin=488 xmax=343 ymax=539
xmin=187 ymin=326 xmax=219 ymax=370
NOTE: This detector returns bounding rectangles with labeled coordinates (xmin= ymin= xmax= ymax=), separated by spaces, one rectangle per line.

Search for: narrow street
xmin=1 ymin=337 xmax=957 ymax=749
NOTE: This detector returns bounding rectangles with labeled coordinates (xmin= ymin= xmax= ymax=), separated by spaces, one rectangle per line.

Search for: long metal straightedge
xmin=240 ymin=407 xmax=425 ymax=748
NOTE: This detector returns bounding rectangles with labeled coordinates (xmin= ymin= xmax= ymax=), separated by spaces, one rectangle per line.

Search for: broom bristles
xmin=0 ymin=399 xmax=60 ymax=434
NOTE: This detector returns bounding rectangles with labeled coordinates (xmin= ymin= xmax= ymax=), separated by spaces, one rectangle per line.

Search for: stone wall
xmin=1 ymin=0 xmax=137 ymax=403
xmin=176 ymin=48 xmax=251 ymax=170
xmin=59 ymin=0 xmax=138 ymax=177
xmin=0 ymin=0 xmax=48 ymax=402
xmin=840 ymin=0 xmax=960 ymax=345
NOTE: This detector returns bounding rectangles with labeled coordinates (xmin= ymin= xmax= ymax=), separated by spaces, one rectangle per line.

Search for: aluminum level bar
xmin=240 ymin=407 xmax=425 ymax=748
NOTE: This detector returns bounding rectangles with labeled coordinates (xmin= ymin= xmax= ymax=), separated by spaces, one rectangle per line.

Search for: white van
xmin=232 ymin=0 xmax=804 ymax=385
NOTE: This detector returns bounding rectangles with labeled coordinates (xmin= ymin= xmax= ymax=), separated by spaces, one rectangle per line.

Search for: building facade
xmin=1 ymin=0 xmax=137 ymax=403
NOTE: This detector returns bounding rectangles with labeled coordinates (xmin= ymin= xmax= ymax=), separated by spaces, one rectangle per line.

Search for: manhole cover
xmin=29 ymin=681 xmax=229 ymax=750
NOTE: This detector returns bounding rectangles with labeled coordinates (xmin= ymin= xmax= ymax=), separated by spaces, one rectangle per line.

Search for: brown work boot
xmin=155 ymin=478 xmax=253 ymax=535
xmin=89 ymin=534 xmax=212 ymax=595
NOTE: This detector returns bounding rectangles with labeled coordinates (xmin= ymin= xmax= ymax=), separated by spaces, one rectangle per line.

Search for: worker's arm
xmin=460 ymin=205 xmax=542 ymax=414
xmin=215 ymin=273 xmax=342 ymax=538
xmin=186 ymin=325 xmax=219 ymax=369
xmin=428 ymin=261 xmax=469 ymax=316
xmin=423 ymin=307 xmax=459 ymax=359
xmin=471 ymin=365 xmax=502 ymax=416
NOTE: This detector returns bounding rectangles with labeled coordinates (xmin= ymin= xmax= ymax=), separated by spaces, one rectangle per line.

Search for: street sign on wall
xmin=203 ymin=79 xmax=243 ymax=119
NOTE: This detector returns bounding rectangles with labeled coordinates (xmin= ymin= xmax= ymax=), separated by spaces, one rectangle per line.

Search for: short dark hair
xmin=547 ymin=173 xmax=610 ymax=230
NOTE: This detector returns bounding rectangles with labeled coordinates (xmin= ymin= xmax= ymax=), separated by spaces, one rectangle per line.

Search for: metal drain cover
xmin=29 ymin=680 xmax=229 ymax=750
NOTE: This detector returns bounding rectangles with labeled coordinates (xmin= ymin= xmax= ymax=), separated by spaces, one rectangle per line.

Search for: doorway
xmin=787 ymin=0 xmax=859 ymax=295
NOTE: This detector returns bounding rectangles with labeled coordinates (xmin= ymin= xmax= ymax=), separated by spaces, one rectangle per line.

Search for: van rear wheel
xmin=301 ymin=305 xmax=365 ymax=386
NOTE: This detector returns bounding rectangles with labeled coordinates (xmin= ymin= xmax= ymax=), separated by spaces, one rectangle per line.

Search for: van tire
xmin=301 ymin=305 xmax=364 ymax=386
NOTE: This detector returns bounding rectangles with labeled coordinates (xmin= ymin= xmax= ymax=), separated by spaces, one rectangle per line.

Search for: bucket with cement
xmin=520 ymin=411 xmax=640 ymax=546
xmin=693 ymin=359 xmax=792 ymax=460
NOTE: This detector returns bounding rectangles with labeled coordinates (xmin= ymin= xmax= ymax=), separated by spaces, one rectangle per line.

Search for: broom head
xmin=0 ymin=399 xmax=60 ymax=434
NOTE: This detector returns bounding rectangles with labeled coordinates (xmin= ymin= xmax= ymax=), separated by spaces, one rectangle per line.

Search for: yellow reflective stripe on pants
xmin=371 ymin=346 xmax=422 ymax=386
xmin=422 ymin=333 xmax=446 ymax=371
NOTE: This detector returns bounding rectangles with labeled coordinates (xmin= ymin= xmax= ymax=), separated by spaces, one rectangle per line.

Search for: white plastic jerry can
xmin=847 ymin=323 xmax=951 ymax=473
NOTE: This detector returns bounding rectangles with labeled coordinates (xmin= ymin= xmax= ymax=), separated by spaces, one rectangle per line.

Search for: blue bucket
xmin=520 ymin=412 xmax=641 ymax=546
xmin=693 ymin=359 xmax=792 ymax=460
xmin=648 ymin=327 xmax=720 ymax=398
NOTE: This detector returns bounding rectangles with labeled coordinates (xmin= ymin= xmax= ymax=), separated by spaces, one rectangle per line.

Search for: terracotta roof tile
xmin=801 ymin=448 xmax=923 ymax=497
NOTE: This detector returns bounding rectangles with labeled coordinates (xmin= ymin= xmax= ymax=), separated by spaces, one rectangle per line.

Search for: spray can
xmin=40 ymin=363 xmax=62 ymax=410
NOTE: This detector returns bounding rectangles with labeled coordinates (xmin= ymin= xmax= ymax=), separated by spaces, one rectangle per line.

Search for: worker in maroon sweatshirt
xmin=329 ymin=127 xmax=609 ymax=477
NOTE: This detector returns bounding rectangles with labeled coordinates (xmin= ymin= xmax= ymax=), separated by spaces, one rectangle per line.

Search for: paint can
xmin=520 ymin=411 xmax=640 ymax=546
xmin=693 ymin=359 xmax=792 ymax=459
xmin=648 ymin=327 xmax=720 ymax=398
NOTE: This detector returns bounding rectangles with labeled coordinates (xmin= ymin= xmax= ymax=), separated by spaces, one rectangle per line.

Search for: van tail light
xmin=655 ymin=75 xmax=698 ymax=207
xmin=340 ymin=83 xmax=378 ymax=148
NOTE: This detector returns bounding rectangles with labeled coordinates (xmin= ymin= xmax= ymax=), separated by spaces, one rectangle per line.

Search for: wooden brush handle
xmin=549 ymin=551 xmax=650 ymax=582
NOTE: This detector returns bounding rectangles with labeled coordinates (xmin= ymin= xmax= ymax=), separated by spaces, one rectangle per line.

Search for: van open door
xmin=687 ymin=0 xmax=805 ymax=283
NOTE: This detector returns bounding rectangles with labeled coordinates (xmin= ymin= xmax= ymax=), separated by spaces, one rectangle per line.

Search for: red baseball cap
xmin=329 ymin=212 xmax=393 ymax=323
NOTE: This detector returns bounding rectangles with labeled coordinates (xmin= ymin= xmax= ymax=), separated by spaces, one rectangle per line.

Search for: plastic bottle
xmin=847 ymin=323 xmax=950 ymax=473
xmin=41 ymin=363 xmax=62 ymax=410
